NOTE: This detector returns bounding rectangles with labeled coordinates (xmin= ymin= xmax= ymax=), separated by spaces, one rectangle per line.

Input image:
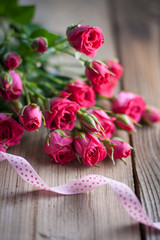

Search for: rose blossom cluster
xmin=0 ymin=23 xmax=160 ymax=167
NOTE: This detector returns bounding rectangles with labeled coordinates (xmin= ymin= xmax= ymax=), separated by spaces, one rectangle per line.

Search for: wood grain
xmin=112 ymin=0 xmax=160 ymax=239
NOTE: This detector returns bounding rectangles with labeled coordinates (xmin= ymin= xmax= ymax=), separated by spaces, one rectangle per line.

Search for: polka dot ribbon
xmin=0 ymin=151 xmax=160 ymax=231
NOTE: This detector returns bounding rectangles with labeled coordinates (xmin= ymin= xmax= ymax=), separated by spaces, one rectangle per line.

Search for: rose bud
xmin=74 ymin=132 xmax=107 ymax=166
xmin=85 ymin=61 xmax=110 ymax=91
xmin=31 ymin=37 xmax=48 ymax=54
xmin=3 ymin=52 xmax=22 ymax=69
xmin=44 ymin=92 xmax=79 ymax=131
xmin=142 ymin=106 xmax=160 ymax=123
xmin=87 ymin=109 xmax=115 ymax=138
xmin=107 ymin=139 xmax=132 ymax=160
xmin=67 ymin=24 xmax=104 ymax=57
xmin=65 ymin=80 xmax=95 ymax=108
xmin=19 ymin=104 xmax=42 ymax=132
xmin=0 ymin=144 xmax=6 ymax=152
xmin=0 ymin=70 xmax=23 ymax=101
xmin=106 ymin=60 xmax=123 ymax=79
xmin=115 ymin=114 xmax=134 ymax=132
xmin=44 ymin=130 xmax=75 ymax=164
xmin=112 ymin=92 xmax=146 ymax=123
xmin=0 ymin=113 xmax=24 ymax=146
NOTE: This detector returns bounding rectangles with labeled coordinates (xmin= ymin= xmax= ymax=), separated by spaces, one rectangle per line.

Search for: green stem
xmin=38 ymin=70 xmax=66 ymax=85
xmin=54 ymin=38 xmax=68 ymax=46
xmin=23 ymin=83 xmax=31 ymax=105
xmin=26 ymin=83 xmax=46 ymax=101
xmin=56 ymin=48 xmax=86 ymax=63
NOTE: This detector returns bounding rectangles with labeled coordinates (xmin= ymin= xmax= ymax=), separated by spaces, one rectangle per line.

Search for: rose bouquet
xmin=0 ymin=1 xmax=160 ymax=166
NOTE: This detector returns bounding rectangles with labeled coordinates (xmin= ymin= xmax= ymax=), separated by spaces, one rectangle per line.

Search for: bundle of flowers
xmin=0 ymin=1 xmax=160 ymax=166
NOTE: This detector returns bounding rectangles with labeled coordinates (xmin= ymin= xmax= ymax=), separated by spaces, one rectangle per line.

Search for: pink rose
xmin=91 ymin=76 xmax=118 ymax=98
xmin=44 ymin=130 xmax=75 ymax=164
xmin=115 ymin=114 xmax=134 ymax=132
xmin=0 ymin=113 xmax=24 ymax=146
xmin=0 ymin=144 xmax=6 ymax=152
xmin=108 ymin=139 xmax=131 ymax=159
xmin=3 ymin=52 xmax=22 ymax=69
xmin=87 ymin=109 xmax=115 ymax=138
xmin=65 ymin=80 xmax=95 ymax=108
xmin=142 ymin=106 xmax=160 ymax=123
xmin=67 ymin=25 xmax=104 ymax=57
xmin=85 ymin=61 xmax=110 ymax=91
xmin=94 ymin=60 xmax=123 ymax=98
xmin=0 ymin=70 xmax=23 ymax=101
xmin=19 ymin=104 xmax=42 ymax=132
xmin=44 ymin=92 xmax=79 ymax=130
xmin=74 ymin=132 xmax=107 ymax=166
xmin=31 ymin=37 xmax=48 ymax=53
xmin=112 ymin=92 xmax=146 ymax=122
xmin=106 ymin=60 xmax=123 ymax=79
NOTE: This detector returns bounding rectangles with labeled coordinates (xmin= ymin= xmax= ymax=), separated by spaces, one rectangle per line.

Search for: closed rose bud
xmin=3 ymin=52 xmax=22 ymax=69
xmin=0 ymin=70 xmax=22 ymax=101
xmin=142 ymin=106 xmax=160 ymax=123
xmin=115 ymin=114 xmax=134 ymax=132
xmin=112 ymin=92 xmax=146 ymax=123
xmin=85 ymin=61 xmax=110 ymax=91
xmin=19 ymin=104 xmax=42 ymax=132
xmin=0 ymin=144 xmax=6 ymax=152
xmin=106 ymin=60 xmax=123 ymax=79
xmin=67 ymin=25 xmax=104 ymax=57
xmin=87 ymin=109 xmax=115 ymax=138
xmin=31 ymin=37 xmax=48 ymax=54
xmin=44 ymin=130 xmax=75 ymax=164
xmin=108 ymin=139 xmax=131 ymax=160
xmin=74 ymin=132 xmax=107 ymax=166
xmin=0 ymin=113 xmax=24 ymax=146
xmin=65 ymin=80 xmax=95 ymax=108
xmin=44 ymin=92 xmax=79 ymax=131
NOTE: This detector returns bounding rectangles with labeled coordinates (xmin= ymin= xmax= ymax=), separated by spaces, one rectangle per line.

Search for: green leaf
xmin=22 ymin=23 xmax=42 ymax=36
xmin=31 ymin=29 xmax=59 ymax=47
xmin=11 ymin=6 xmax=35 ymax=24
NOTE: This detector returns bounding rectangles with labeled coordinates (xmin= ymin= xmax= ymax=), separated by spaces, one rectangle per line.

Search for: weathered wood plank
xmin=0 ymin=0 xmax=141 ymax=240
xmin=113 ymin=0 xmax=160 ymax=239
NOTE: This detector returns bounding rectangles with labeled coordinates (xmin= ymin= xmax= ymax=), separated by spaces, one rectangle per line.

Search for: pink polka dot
xmin=21 ymin=173 xmax=23 ymax=175
xmin=31 ymin=175 xmax=33 ymax=178
xmin=26 ymin=169 xmax=28 ymax=171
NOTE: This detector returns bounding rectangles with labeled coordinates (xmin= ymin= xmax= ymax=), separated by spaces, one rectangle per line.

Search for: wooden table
xmin=1 ymin=0 xmax=160 ymax=239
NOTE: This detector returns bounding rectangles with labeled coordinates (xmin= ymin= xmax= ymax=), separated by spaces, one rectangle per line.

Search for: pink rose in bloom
xmin=90 ymin=61 xmax=123 ymax=98
xmin=0 ymin=70 xmax=23 ymax=101
xmin=31 ymin=37 xmax=48 ymax=53
xmin=115 ymin=114 xmax=134 ymax=133
xmin=142 ymin=107 xmax=160 ymax=123
xmin=67 ymin=25 xmax=104 ymax=57
xmin=65 ymin=80 xmax=95 ymax=108
xmin=44 ymin=130 xmax=75 ymax=164
xmin=44 ymin=92 xmax=80 ymax=130
xmin=74 ymin=132 xmax=107 ymax=166
xmin=19 ymin=104 xmax=42 ymax=132
xmin=91 ymin=76 xmax=118 ymax=98
xmin=85 ymin=61 xmax=110 ymax=92
xmin=0 ymin=144 xmax=6 ymax=152
xmin=108 ymin=139 xmax=131 ymax=160
xmin=3 ymin=52 xmax=22 ymax=69
xmin=112 ymin=92 xmax=146 ymax=122
xmin=0 ymin=113 xmax=24 ymax=146
xmin=87 ymin=109 xmax=115 ymax=138
xmin=106 ymin=60 xmax=123 ymax=79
